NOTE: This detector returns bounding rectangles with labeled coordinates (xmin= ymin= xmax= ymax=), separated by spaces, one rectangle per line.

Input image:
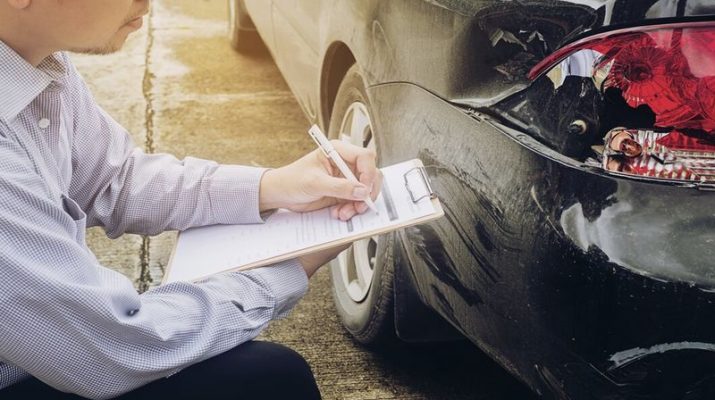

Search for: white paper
xmin=165 ymin=159 xmax=437 ymax=283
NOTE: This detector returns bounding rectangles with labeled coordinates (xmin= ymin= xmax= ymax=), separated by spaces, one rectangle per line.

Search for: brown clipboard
xmin=163 ymin=158 xmax=443 ymax=284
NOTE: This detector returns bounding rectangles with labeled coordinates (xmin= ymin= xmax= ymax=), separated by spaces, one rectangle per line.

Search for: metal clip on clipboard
xmin=404 ymin=166 xmax=436 ymax=203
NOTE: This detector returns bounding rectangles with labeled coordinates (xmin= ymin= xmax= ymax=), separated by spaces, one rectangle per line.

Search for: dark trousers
xmin=3 ymin=341 xmax=321 ymax=399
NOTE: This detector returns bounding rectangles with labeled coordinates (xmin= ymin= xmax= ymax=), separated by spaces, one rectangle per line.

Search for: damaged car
xmin=228 ymin=0 xmax=715 ymax=398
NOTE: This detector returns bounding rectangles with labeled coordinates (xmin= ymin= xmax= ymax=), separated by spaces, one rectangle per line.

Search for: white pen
xmin=308 ymin=124 xmax=379 ymax=214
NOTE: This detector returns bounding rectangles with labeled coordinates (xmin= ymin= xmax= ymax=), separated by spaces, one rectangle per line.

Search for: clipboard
xmin=163 ymin=158 xmax=443 ymax=284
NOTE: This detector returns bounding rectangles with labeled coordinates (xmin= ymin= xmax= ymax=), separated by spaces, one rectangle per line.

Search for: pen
xmin=308 ymin=124 xmax=379 ymax=214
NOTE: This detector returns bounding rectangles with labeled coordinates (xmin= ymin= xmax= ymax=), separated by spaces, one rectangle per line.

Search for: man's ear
xmin=7 ymin=0 xmax=31 ymax=10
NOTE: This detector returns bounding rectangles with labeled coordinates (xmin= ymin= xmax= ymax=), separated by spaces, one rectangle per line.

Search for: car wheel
xmin=328 ymin=65 xmax=396 ymax=345
xmin=227 ymin=0 xmax=264 ymax=53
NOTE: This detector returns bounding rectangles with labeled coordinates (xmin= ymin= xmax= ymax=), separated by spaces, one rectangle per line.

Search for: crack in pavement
xmin=138 ymin=5 xmax=156 ymax=293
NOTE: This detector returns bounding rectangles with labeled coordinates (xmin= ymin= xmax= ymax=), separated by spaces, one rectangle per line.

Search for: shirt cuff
xmin=241 ymin=259 xmax=309 ymax=319
xmin=208 ymin=165 xmax=267 ymax=225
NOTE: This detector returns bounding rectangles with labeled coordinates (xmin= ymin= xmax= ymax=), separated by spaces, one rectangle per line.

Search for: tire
xmin=328 ymin=65 xmax=396 ymax=345
xmin=227 ymin=0 xmax=265 ymax=54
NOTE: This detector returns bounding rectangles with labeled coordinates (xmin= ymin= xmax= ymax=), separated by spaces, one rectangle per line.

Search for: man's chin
xmin=69 ymin=34 xmax=129 ymax=56
xmin=70 ymin=44 xmax=123 ymax=56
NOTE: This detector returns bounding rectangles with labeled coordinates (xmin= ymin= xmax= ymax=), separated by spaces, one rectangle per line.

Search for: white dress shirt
xmin=0 ymin=41 xmax=309 ymax=399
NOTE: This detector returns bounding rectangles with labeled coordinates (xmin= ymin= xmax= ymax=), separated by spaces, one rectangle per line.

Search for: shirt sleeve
xmin=64 ymin=59 xmax=263 ymax=237
xmin=0 ymin=134 xmax=309 ymax=399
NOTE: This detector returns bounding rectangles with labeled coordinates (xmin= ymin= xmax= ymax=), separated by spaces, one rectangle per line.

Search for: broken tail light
xmin=529 ymin=22 xmax=715 ymax=183
xmin=601 ymin=128 xmax=715 ymax=183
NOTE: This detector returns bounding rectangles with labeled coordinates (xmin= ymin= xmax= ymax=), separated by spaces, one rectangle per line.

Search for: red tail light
xmin=528 ymin=22 xmax=715 ymax=183
xmin=602 ymin=128 xmax=715 ymax=183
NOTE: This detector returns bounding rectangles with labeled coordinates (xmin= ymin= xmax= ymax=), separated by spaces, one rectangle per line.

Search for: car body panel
xmin=370 ymin=81 xmax=715 ymax=397
xmin=240 ymin=0 xmax=715 ymax=397
xmin=248 ymin=0 xmax=715 ymax=116
xmin=270 ymin=1 xmax=323 ymax=120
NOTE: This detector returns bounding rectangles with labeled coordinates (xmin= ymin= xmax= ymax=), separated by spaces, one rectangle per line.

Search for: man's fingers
xmin=330 ymin=140 xmax=373 ymax=164
xmin=330 ymin=140 xmax=380 ymax=196
xmin=356 ymin=150 xmax=379 ymax=186
xmin=361 ymin=169 xmax=383 ymax=201
xmin=331 ymin=141 xmax=378 ymax=176
xmin=330 ymin=201 xmax=369 ymax=220
xmin=336 ymin=202 xmax=359 ymax=221
xmin=320 ymin=175 xmax=370 ymax=201
xmin=355 ymin=202 xmax=368 ymax=214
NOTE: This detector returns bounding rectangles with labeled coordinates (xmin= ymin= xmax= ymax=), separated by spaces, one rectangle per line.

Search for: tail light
xmin=602 ymin=128 xmax=715 ymax=182
xmin=528 ymin=22 xmax=715 ymax=184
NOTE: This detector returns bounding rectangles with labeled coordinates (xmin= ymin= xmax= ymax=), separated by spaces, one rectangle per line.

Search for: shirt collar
xmin=0 ymin=40 xmax=68 ymax=121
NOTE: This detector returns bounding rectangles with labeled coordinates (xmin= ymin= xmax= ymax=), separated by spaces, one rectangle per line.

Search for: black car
xmin=228 ymin=1 xmax=715 ymax=398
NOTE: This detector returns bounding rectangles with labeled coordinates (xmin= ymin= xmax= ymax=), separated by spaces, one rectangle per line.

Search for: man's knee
xmin=230 ymin=341 xmax=321 ymax=399
xmin=243 ymin=342 xmax=314 ymax=378
xmin=124 ymin=341 xmax=321 ymax=400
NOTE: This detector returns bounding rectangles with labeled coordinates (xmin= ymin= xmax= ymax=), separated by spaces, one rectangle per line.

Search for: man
xmin=0 ymin=0 xmax=381 ymax=398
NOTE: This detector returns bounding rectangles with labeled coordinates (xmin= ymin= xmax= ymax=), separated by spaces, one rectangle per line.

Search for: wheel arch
xmin=320 ymin=41 xmax=356 ymax=131
xmin=322 ymin=48 xmax=462 ymax=343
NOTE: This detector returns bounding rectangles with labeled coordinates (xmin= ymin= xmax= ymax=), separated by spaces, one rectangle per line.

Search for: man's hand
xmin=298 ymin=244 xmax=350 ymax=278
xmin=259 ymin=140 xmax=382 ymax=221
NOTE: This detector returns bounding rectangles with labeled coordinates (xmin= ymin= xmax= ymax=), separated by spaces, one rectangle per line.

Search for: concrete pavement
xmin=74 ymin=1 xmax=535 ymax=399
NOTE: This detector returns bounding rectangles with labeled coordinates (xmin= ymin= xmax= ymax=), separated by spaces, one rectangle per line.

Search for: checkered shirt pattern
xmin=0 ymin=41 xmax=308 ymax=399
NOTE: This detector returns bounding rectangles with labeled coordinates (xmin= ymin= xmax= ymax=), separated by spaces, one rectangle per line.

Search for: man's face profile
xmin=0 ymin=0 xmax=149 ymax=63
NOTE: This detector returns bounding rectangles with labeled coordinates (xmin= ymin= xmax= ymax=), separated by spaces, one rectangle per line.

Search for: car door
xmin=271 ymin=0 xmax=323 ymax=122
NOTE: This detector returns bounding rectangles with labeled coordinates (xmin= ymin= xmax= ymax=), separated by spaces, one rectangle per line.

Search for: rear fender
xmin=393 ymin=232 xmax=462 ymax=343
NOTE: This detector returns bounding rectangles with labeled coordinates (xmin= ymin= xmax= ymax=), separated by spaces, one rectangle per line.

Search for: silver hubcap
xmin=336 ymin=102 xmax=379 ymax=303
